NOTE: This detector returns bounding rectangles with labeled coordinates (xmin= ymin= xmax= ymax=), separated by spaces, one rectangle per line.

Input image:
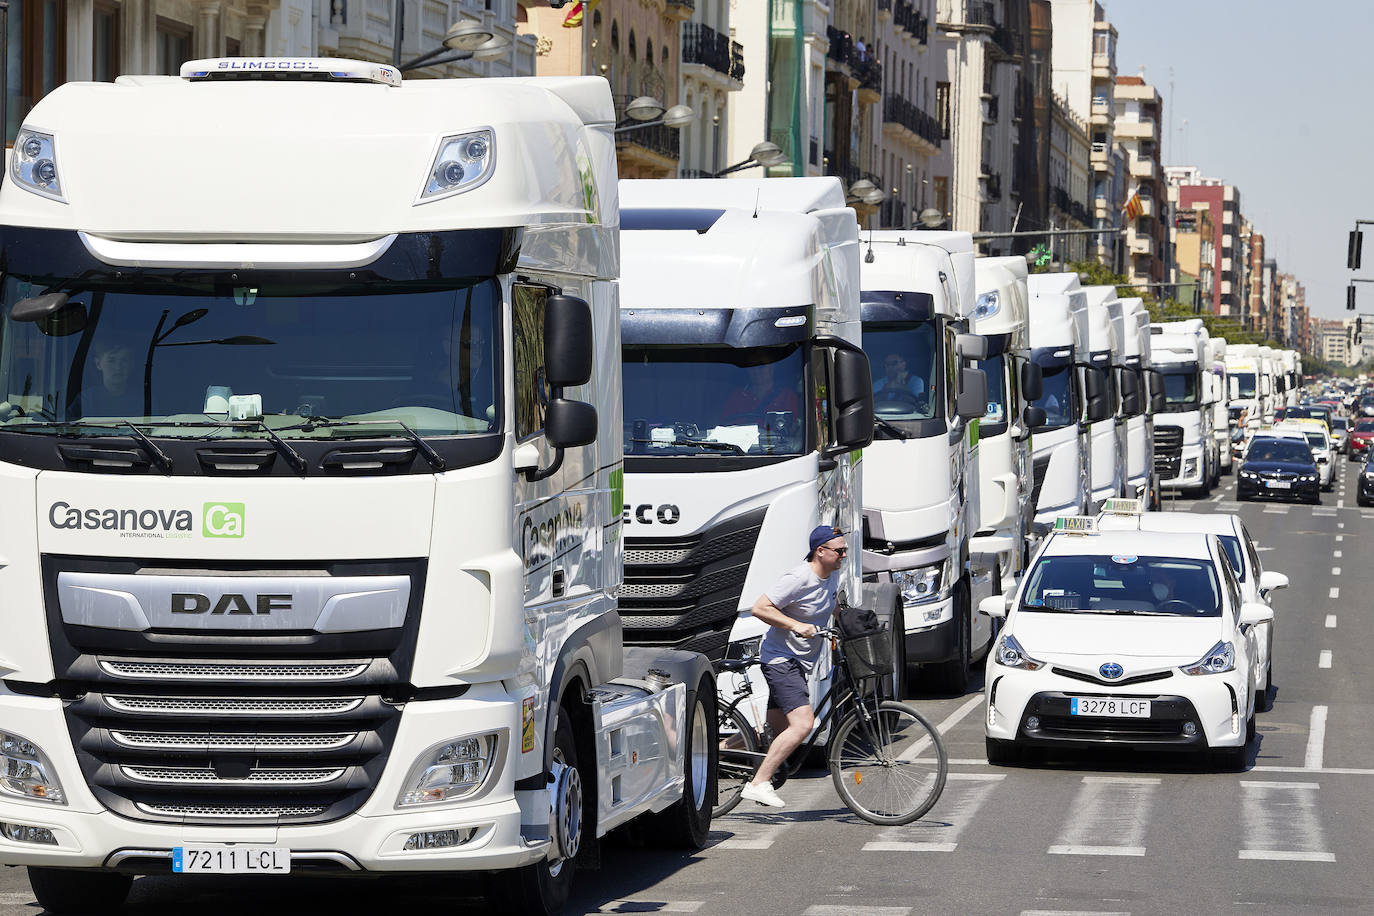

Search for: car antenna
xmin=753 ymin=188 xmax=761 ymax=219
xmin=864 ymin=227 xmax=875 ymax=263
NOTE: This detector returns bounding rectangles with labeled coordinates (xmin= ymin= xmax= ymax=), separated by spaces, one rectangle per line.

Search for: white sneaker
xmin=740 ymin=781 xmax=786 ymax=808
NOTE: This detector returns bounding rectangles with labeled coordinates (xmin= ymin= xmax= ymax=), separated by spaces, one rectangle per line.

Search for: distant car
xmin=1360 ymin=396 xmax=1374 ymax=417
xmin=1237 ymin=435 xmax=1320 ymax=504
xmin=1275 ymin=423 xmax=1334 ymax=490
xmin=1359 ymin=457 xmax=1374 ymax=507
xmin=1349 ymin=420 xmax=1374 ymax=461
xmin=1330 ymin=417 xmax=1349 ymax=454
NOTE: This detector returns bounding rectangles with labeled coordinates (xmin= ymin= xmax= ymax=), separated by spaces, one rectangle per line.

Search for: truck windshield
xmin=861 ymin=322 xmax=941 ymax=432
xmin=1032 ymin=364 xmax=1076 ymax=430
xmin=0 ymin=276 xmax=500 ymax=439
xmin=1020 ymin=554 xmax=1221 ymax=617
xmin=622 ymin=344 xmax=807 ymax=456
xmin=1233 ymin=372 xmax=1257 ymax=398
xmin=1160 ymin=368 xmax=1200 ymax=411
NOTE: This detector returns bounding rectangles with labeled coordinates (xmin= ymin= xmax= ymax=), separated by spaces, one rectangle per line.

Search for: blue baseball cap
xmin=807 ymin=524 xmax=845 ymax=559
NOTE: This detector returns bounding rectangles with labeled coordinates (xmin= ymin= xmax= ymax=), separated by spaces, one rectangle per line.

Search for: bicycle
xmin=712 ymin=626 xmax=948 ymax=825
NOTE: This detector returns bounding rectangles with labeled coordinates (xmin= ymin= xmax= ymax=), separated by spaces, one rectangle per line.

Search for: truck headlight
xmin=418 ymin=129 xmax=495 ymax=203
xmin=994 ymin=633 xmax=1045 ymax=671
xmin=1181 ymin=640 xmax=1235 ymax=676
xmin=0 ymin=732 xmax=66 ymax=805
xmin=893 ymin=562 xmax=945 ymax=606
xmin=396 ymin=733 xmax=500 ymax=808
xmin=1183 ymin=457 xmax=1198 ymax=475
xmin=10 ymin=129 xmax=65 ymax=203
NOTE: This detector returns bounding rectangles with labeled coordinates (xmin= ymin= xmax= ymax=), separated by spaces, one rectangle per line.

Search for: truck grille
xmin=43 ymin=556 xmax=424 ymax=827
xmin=621 ymin=507 xmax=765 ymax=659
xmin=1153 ymin=426 xmax=1183 ymax=477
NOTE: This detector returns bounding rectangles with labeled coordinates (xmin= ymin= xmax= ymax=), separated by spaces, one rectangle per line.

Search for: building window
xmin=936 ymin=81 xmax=950 ymax=139
xmin=93 ymin=1 xmax=121 ymax=82
xmin=21 ymin=0 xmax=67 ymax=135
xmin=156 ymin=17 xmax=192 ymax=76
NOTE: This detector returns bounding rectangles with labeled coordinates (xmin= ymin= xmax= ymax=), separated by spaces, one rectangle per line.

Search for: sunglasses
xmin=823 ymin=545 xmax=848 ymax=557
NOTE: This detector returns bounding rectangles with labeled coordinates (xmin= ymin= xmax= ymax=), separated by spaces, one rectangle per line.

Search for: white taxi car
xmin=980 ymin=514 xmax=1271 ymax=770
xmin=1098 ymin=508 xmax=1287 ymax=710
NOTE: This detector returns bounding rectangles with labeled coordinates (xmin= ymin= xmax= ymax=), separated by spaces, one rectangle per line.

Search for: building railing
xmin=881 ymin=196 xmax=909 ymax=227
xmin=985 ymin=171 xmax=1002 ymax=201
xmin=826 ymin=26 xmax=854 ymax=68
xmin=679 ymin=168 xmax=716 ymax=179
xmin=614 ymin=94 xmax=680 ymax=161
xmin=883 ymin=95 xmax=942 ymax=148
xmin=682 ymin=22 xmax=732 ymax=77
xmin=878 ymin=0 xmax=893 ymax=13
xmin=857 ymin=56 xmax=883 ymax=93
xmin=983 ymin=94 xmax=999 ymax=122
xmin=966 ymin=1 xmax=996 ymax=27
xmin=729 ymin=40 xmax=745 ymax=82
xmin=895 ymin=1 xmax=929 ymax=42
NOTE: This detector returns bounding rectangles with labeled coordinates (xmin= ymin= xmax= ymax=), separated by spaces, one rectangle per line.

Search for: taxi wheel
xmin=985 ymin=736 xmax=1022 ymax=766
xmin=1209 ymin=743 xmax=1248 ymax=772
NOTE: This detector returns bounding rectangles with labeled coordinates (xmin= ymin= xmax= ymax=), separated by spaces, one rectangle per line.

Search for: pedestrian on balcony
xmin=856 ymin=36 xmax=868 ymax=61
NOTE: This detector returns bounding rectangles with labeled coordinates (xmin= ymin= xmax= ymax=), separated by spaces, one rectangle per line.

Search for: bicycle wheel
xmin=828 ymin=699 xmax=947 ymax=826
xmin=714 ymin=706 xmax=760 ymax=818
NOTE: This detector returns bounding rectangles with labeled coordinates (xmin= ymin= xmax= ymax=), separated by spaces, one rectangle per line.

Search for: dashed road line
xmin=1047 ymin=776 xmax=1159 ymax=857
xmin=1333 ymin=550 xmax=1342 ymax=558
xmin=1020 ymin=912 xmax=1130 ymax=916
xmin=1254 ymin=766 xmax=1374 ymax=775
xmin=1238 ymin=781 xmax=1334 ymax=863
xmin=600 ymin=902 xmax=704 ymax=914
xmin=1336 ymin=535 xmax=1344 ymax=542
xmin=804 ymin=908 xmax=910 ymax=916
xmin=1263 ymin=507 xmax=1288 ymax=514
xmin=1319 ymin=650 xmax=1332 ymax=669
xmin=1326 ymin=614 xmax=1337 ymax=628
xmin=1331 ymin=566 xmax=1341 ymax=576
xmin=1312 ymin=508 xmax=1338 ymax=516
xmin=1329 ymin=586 xmax=1340 ymax=599
xmin=1305 ymin=706 xmax=1328 ymax=769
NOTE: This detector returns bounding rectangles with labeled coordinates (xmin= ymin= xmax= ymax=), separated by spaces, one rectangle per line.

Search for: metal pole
xmin=392 ymin=0 xmax=404 ymax=69
xmin=1 ymin=2 xmax=9 ymax=148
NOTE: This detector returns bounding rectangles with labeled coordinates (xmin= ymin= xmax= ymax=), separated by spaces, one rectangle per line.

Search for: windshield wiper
xmin=282 ymin=417 xmax=446 ymax=471
xmin=121 ymin=421 xmax=174 ymax=475
xmin=873 ymin=417 xmax=912 ymax=440
xmin=628 ymin=437 xmax=746 ymax=455
xmin=240 ymin=420 xmax=308 ymax=474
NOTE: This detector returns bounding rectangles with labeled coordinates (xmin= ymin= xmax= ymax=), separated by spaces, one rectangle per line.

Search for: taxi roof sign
xmin=1100 ymin=498 xmax=1143 ymax=515
xmin=1053 ymin=515 xmax=1098 ymax=534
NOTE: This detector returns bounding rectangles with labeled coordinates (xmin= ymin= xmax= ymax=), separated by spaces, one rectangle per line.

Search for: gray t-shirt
xmin=759 ymin=562 xmax=840 ymax=671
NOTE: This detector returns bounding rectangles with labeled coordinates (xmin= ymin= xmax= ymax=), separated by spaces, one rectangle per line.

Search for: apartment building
xmin=1048 ymin=0 xmax=1118 ymax=265
xmin=1166 ymin=166 xmax=1245 ymax=319
xmin=1246 ymin=232 xmax=1269 ymax=338
xmin=678 ymin=1 xmax=745 ymax=178
xmin=872 ymin=0 xmax=942 ymax=228
xmin=1172 ymin=205 xmax=1215 ymax=312
xmin=1047 ymin=92 xmax=1090 ymax=262
xmin=1114 ymin=74 xmax=1167 ymax=286
xmin=1320 ymin=319 xmax=1349 ymax=366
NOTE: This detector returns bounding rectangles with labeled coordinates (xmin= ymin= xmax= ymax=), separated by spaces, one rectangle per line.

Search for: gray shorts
xmin=762 ymin=659 xmax=811 ymax=714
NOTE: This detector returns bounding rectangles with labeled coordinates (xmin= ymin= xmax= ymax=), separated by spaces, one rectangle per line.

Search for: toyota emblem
xmin=1099 ymin=662 xmax=1124 ymax=680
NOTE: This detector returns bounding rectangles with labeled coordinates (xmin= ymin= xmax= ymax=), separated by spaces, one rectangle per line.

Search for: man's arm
xmin=750 ymin=592 xmax=818 ymax=639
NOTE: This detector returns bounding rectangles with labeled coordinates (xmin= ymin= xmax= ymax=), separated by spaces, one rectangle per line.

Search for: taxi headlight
xmin=396 ymin=733 xmax=500 ymax=808
xmin=0 ymin=731 xmax=65 ymax=805
xmin=418 ymin=129 xmax=495 ymax=203
xmin=994 ymin=633 xmax=1045 ymax=671
xmin=893 ymin=561 xmax=945 ymax=605
xmin=1181 ymin=640 xmax=1235 ymax=676
xmin=10 ymin=129 xmax=65 ymax=203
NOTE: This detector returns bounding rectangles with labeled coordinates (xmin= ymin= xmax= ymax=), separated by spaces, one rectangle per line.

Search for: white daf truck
xmin=1080 ymin=286 xmax=1125 ymax=510
xmin=615 ymin=178 xmax=882 ymax=707
xmin=970 ymin=255 xmax=1040 ymax=592
xmin=1208 ymin=336 xmax=1233 ymax=474
xmin=1106 ymin=297 xmax=1154 ymax=504
xmin=1151 ymin=319 xmax=1219 ymax=496
xmin=1225 ymin=343 xmax=1266 ymax=437
xmin=856 ymin=231 xmax=995 ymax=693
xmin=1024 ymin=273 xmax=1102 ymax=537
xmin=0 ymin=60 xmax=716 ymax=916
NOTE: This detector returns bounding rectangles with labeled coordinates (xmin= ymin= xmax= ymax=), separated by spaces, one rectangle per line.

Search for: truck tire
xmin=27 ymin=868 xmax=132 ymax=915
xmin=485 ymin=712 xmax=582 ymax=916
xmin=649 ymin=676 xmax=716 ymax=849
xmin=925 ymin=579 xmax=971 ymax=695
xmin=888 ymin=607 xmax=908 ymax=701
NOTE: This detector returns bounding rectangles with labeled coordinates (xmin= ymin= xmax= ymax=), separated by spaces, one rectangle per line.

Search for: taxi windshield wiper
xmin=628 ymin=436 xmax=746 ymax=455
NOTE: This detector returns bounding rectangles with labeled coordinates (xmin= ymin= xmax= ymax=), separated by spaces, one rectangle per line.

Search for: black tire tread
xmin=27 ymin=868 xmax=132 ymax=916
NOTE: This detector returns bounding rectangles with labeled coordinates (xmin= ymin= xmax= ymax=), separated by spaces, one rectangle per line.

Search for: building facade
xmin=872 ymin=0 xmax=941 ymax=228
xmin=1167 ymin=166 xmax=1245 ymax=319
xmin=1171 ymin=205 xmax=1214 ymax=312
xmin=1047 ymin=91 xmax=1090 ymax=263
xmin=678 ymin=0 xmax=744 ymax=178
xmin=1114 ymin=73 xmax=1166 ymax=287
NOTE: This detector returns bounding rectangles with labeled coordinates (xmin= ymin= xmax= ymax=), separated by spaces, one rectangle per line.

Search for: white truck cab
xmin=1106 ymin=297 xmax=1154 ymax=505
xmin=1208 ymin=337 xmax=1232 ymax=473
xmin=0 ymin=60 xmax=716 ymax=915
xmin=1151 ymin=319 xmax=1219 ymax=496
xmin=1081 ymin=286 xmax=1125 ymax=510
xmin=1225 ymin=344 xmax=1265 ymax=439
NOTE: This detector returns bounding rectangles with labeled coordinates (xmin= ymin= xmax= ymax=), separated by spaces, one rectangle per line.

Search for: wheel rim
xmin=832 ymin=704 xmax=944 ymax=822
xmin=548 ymin=749 xmax=581 ymax=875
xmin=689 ymin=698 xmax=710 ymax=809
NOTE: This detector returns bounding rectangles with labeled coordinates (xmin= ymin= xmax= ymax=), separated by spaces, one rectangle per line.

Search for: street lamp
xmin=847 ymin=178 xmax=886 ymax=207
xmin=399 ymin=34 xmax=511 ymax=73
xmin=614 ymin=99 xmax=695 ymax=135
xmin=918 ymin=207 xmax=946 ymax=229
xmin=393 ymin=10 xmax=508 ymax=72
xmin=710 ymin=141 xmax=788 ymax=177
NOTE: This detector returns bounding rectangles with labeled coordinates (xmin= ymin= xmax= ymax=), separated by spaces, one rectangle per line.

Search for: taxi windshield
xmin=1020 ymin=554 xmax=1222 ymax=617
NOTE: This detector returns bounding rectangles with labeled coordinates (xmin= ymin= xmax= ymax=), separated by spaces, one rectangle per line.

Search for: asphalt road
xmin=1 ymin=459 xmax=1369 ymax=915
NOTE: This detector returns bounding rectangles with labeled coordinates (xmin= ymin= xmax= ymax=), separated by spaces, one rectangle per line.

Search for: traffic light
xmin=1348 ymin=284 xmax=1357 ymax=311
xmin=1349 ymin=230 xmax=1364 ymax=270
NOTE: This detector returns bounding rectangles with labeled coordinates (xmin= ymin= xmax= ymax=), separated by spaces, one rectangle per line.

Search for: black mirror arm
xmin=523 ymin=446 xmax=565 ymax=483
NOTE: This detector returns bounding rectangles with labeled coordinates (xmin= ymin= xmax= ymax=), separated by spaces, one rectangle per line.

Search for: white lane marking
xmin=1020 ymin=912 xmax=1131 ymax=916
xmin=1333 ymin=550 xmax=1343 ymax=558
xmin=948 ymin=758 xmax=992 ymax=765
xmin=1329 ymin=587 xmax=1340 ymax=600
xmin=1337 ymin=499 xmax=1345 ymax=508
xmin=1312 ymin=508 xmax=1338 ymax=516
xmin=863 ymin=773 xmax=1004 ymax=852
xmin=1216 ymin=501 xmax=1240 ymax=510
xmin=1047 ymin=776 xmax=1158 ymax=856
xmin=1305 ymin=706 xmax=1328 ymax=770
xmin=1339 ymin=522 xmax=1346 ymax=528
xmin=1331 ymin=567 xmax=1341 ymax=576
xmin=1253 ymin=766 xmax=1374 ymax=775
xmin=713 ymin=775 xmax=834 ymax=849
xmin=601 ymin=902 xmax=704 ymax=913
xmin=1238 ymin=781 xmax=1334 ymax=862
xmin=1319 ymin=650 xmax=1332 ymax=669
xmin=1326 ymin=615 xmax=1337 ymax=628
xmin=1336 ymin=535 xmax=1344 ymax=542
xmin=804 ymin=908 xmax=910 ymax=916
xmin=1263 ymin=507 xmax=1288 ymax=514
xmin=897 ymin=694 xmax=982 ymax=762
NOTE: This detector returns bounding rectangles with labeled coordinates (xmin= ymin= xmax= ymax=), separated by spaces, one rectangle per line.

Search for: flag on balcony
xmin=1123 ymin=191 xmax=1143 ymax=221
xmin=562 ymin=0 xmax=600 ymax=28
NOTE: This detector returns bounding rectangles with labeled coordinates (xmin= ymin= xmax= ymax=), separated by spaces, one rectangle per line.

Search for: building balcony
xmin=982 ymin=94 xmax=999 ymax=123
xmin=1130 ymin=157 xmax=1157 ymax=179
xmin=614 ymin=94 xmax=680 ymax=173
xmin=682 ymin=22 xmax=743 ymax=88
xmin=665 ymin=0 xmax=695 ymax=22
xmin=878 ymin=0 xmax=893 ymax=18
xmin=1130 ymin=234 xmax=1153 ymax=256
xmin=1090 ymin=98 xmax=1111 ymax=126
xmin=1137 ymin=196 xmax=1153 ymax=217
xmin=882 ymin=95 xmax=942 ymax=153
xmin=1115 ymin=118 xmax=1156 ymax=140
xmin=857 ymin=57 xmax=883 ymax=103
xmin=982 ymin=171 xmax=1003 ymax=202
xmin=1090 ymin=141 xmax=1109 ymax=167
xmin=1091 ymin=52 xmax=1115 ymax=78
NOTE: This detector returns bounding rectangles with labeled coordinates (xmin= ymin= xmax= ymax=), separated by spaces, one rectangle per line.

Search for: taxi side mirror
xmin=978 ymin=594 xmax=1007 ymax=619
xmin=1238 ymin=602 xmax=1274 ymax=627
xmin=1257 ymin=571 xmax=1289 ymax=597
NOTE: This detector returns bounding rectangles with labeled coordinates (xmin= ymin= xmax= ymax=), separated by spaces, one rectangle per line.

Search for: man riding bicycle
xmin=739 ymin=524 xmax=847 ymax=808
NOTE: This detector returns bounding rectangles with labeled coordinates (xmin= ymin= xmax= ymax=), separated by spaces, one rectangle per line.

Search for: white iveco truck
xmin=1151 ymin=319 xmax=1219 ymax=496
xmin=615 ymin=178 xmax=880 ymax=696
xmin=1024 ymin=273 xmax=1102 ymax=537
xmin=857 ymin=231 xmax=995 ymax=693
xmin=0 ymin=60 xmax=716 ymax=916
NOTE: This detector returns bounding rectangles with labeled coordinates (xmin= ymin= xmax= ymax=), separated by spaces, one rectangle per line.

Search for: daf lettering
xmin=170 ymin=593 xmax=292 ymax=615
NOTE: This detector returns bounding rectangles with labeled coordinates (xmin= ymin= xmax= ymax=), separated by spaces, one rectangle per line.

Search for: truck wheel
xmin=485 ymin=711 xmax=582 ymax=916
xmin=888 ymin=607 xmax=907 ymax=701
xmin=925 ymin=580 xmax=970 ymax=695
xmin=650 ymin=676 xmax=716 ymax=849
xmin=27 ymin=868 xmax=132 ymax=915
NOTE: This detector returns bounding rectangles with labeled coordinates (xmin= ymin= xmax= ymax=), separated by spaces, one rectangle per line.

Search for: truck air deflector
xmin=621 ymin=208 xmax=726 ymax=233
xmin=859 ymin=290 xmax=935 ymax=323
xmin=620 ymin=306 xmax=811 ymax=348
xmin=78 ymin=232 xmax=399 ymax=270
xmin=1030 ymin=346 xmax=1074 ymax=368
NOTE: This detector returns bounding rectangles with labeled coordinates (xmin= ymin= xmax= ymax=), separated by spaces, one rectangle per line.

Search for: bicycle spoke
xmin=829 ymin=700 xmax=948 ymax=825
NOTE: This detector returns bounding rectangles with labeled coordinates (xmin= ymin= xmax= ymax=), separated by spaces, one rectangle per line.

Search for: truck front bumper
xmin=1160 ymin=445 xmax=1205 ymax=489
xmin=902 ymin=595 xmax=958 ymax=663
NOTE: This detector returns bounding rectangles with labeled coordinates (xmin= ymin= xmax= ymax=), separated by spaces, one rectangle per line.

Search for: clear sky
xmin=1101 ymin=0 xmax=1374 ymax=319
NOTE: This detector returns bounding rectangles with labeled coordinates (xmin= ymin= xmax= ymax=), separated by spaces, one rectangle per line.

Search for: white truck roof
xmin=859 ymin=229 xmax=975 ymax=318
xmin=860 ymin=231 xmax=973 ymax=320
xmin=972 ymin=255 xmax=1030 ymax=344
xmin=1027 ymin=272 xmax=1088 ymax=351
xmin=1080 ymin=285 xmax=1119 ymax=356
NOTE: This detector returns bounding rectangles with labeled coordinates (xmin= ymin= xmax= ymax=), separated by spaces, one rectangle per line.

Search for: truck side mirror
xmin=956 ymin=366 xmax=988 ymax=420
xmin=543 ymin=295 xmax=594 ymax=388
xmin=831 ymin=345 xmax=875 ymax=451
xmin=1149 ymin=371 xmax=1167 ymax=413
xmin=955 ymin=333 xmax=988 ymax=361
xmin=1022 ymin=405 xmax=1047 ymax=429
xmin=1119 ymin=368 xmax=1142 ymax=415
xmin=1020 ymin=361 xmax=1043 ymax=401
xmin=10 ymin=292 xmax=87 ymax=337
xmin=546 ymin=398 xmax=598 ymax=448
xmin=1081 ymin=366 xmax=1110 ymax=422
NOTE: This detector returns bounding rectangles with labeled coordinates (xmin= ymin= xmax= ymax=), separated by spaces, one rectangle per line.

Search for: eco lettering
xmin=48 ymin=501 xmax=193 ymax=532
xmin=203 ymin=502 xmax=246 ymax=538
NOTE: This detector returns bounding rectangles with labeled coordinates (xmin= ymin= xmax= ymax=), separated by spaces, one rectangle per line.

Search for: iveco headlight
xmin=418 ymin=129 xmax=495 ymax=203
xmin=893 ymin=561 xmax=944 ymax=605
xmin=1181 ymin=640 xmax=1235 ymax=676
xmin=0 ymin=731 xmax=65 ymax=805
xmin=10 ymin=129 xmax=65 ymax=203
xmin=396 ymin=733 xmax=500 ymax=807
xmin=974 ymin=290 xmax=1001 ymax=320
xmin=994 ymin=633 xmax=1045 ymax=671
